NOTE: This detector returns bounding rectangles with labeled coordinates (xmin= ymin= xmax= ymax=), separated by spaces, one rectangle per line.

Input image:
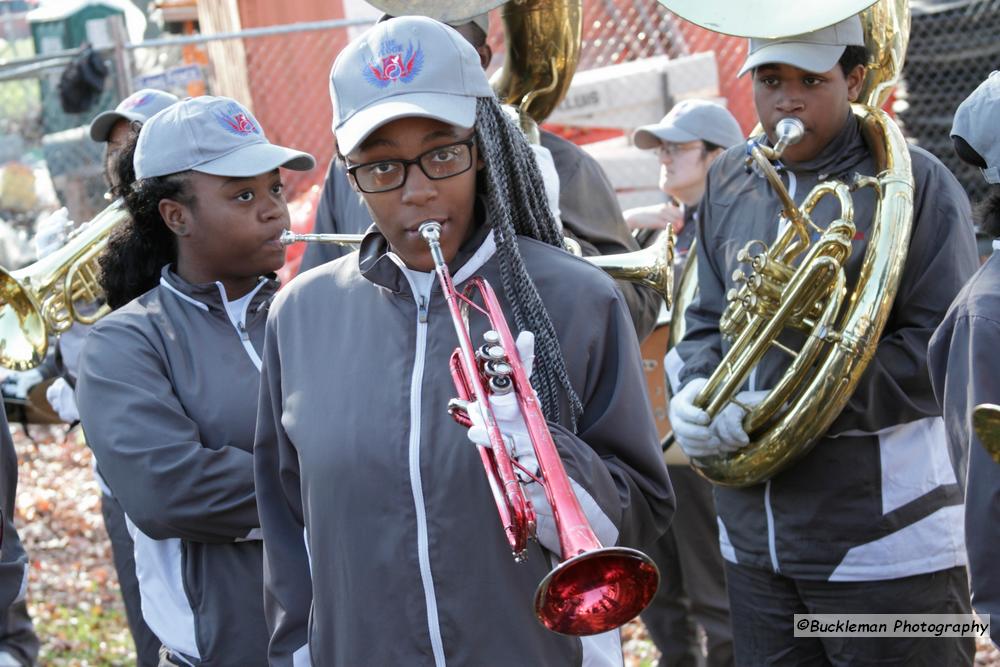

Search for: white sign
xmin=548 ymin=52 xmax=721 ymax=130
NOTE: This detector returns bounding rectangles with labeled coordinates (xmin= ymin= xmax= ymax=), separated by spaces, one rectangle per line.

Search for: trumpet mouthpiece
xmin=278 ymin=230 xmax=295 ymax=246
xmin=418 ymin=221 xmax=442 ymax=242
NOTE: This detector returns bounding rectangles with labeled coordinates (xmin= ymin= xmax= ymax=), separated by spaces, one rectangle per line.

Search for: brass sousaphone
xmin=657 ymin=0 xmax=914 ymax=486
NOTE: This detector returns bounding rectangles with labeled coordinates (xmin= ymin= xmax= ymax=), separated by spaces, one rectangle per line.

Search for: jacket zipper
xmin=405 ymin=280 xmax=446 ymax=666
xmin=216 ymin=282 xmax=264 ymax=371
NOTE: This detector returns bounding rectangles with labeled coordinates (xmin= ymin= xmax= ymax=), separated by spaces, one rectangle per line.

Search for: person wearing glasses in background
xmin=624 ymin=99 xmax=744 ymax=667
xmin=253 ymin=16 xmax=673 ymax=666
xmin=299 ymin=6 xmax=661 ymax=342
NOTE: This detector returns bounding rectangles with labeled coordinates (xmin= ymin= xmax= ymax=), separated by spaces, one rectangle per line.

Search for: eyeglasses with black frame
xmin=655 ymin=142 xmax=704 ymax=158
xmin=346 ymin=138 xmax=476 ymax=194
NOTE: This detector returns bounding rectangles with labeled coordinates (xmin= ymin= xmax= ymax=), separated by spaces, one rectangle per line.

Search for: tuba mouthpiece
xmin=772 ymin=118 xmax=805 ymax=157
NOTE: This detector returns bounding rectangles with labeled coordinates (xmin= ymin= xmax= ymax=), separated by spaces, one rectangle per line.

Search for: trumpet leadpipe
xmin=278 ymin=230 xmax=363 ymax=247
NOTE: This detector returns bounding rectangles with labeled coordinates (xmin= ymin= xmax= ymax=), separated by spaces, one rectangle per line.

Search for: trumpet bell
xmin=0 ymin=270 xmax=46 ymax=370
xmin=534 ymin=546 xmax=659 ymax=636
xmin=0 ymin=201 xmax=129 ymax=370
xmin=585 ymin=231 xmax=675 ymax=308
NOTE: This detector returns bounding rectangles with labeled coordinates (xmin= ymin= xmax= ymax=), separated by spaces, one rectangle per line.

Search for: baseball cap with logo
xmin=952 ymin=71 xmax=1000 ymax=184
xmin=133 ymin=96 xmax=315 ymax=180
xmin=737 ymin=15 xmax=866 ymax=77
xmin=89 ymin=88 xmax=180 ymax=142
xmin=329 ymin=16 xmax=494 ymax=156
xmin=633 ymin=100 xmax=744 ymax=150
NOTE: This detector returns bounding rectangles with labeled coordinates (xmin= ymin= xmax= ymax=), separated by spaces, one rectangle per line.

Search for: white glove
xmin=670 ymin=380 xmax=770 ymax=457
xmin=465 ymin=331 xmax=538 ymax=482
xmin=1 ymin=369 xmax=43 ymax=400
xmin=513 ymin=329 xmax=534 ymax=379
xmin=46 ymin=377 xmax=79 ymax=423
xmin=709 ymin=390 xmax=769 ymax=451
xmin=668 ymin=378 xmax=714 ymax=456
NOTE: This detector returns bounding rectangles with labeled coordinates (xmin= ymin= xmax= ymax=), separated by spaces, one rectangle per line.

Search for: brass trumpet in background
xmin=280 ymin=230 xmax=675 ymax=307
xmin=0 ymin=201 xmax=128 ymax=370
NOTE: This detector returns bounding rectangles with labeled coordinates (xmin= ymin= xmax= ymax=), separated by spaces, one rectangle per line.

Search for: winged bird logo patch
xmin=213 ymin=103 xmax=260 ymax=137
xmin=363 ymin=39 xmax=424 ymax=89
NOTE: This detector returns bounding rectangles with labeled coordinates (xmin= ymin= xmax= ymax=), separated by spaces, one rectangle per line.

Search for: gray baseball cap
xmin=952 ymin=71 xmax=1000 ymax=184
xmin=377 ymin=10 xmax=489 ymax=36
xmin=89 ymin=88 xmax=179 ymax=142
xmin=330 ymin=16 xmax=494 ymax=156
xmin=738 ymin=15 xmax=865 ymax=77
xmin=633 ymin=100 xmax=743 ymax=150
xmin=133 ymin=96 xmax=315 ymax=180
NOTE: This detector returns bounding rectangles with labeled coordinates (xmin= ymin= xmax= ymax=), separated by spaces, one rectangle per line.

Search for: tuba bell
xmin=657 ymin=0 xmax=914 ymax=486
xmin=0 ymin=201 xmax=128 ymax=370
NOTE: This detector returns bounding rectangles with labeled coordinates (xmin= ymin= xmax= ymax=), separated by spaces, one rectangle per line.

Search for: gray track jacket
xmin=299 ymin=130 xmax=661 ymax=340
xmin=675 ymin=113 xmax=978 ymax=580
xmin=929 ymin=240 xmax=1000 ymax=646
xmin=76 ymin=266 xmax=276 ymax=665
xmin=255 ymin=212 xmax=674 ymax=666
xmin=0 ymin=410 xmax=27 ymax=615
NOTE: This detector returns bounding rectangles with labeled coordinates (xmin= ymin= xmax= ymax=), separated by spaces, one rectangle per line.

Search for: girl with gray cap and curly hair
xmin=75 ymin=95 xmax=315 ymax=666
xmin=253 ymin=15 xmax=673 ymax=667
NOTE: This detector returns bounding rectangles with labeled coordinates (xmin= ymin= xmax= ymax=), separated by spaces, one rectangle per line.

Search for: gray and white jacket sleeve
xmin=254 ymin=313 xmax=312 ymax=667
xmin=542 ymin=282 xmax=674 ymax=553
xmin=77 ymin=320 xmax=259 ymax=543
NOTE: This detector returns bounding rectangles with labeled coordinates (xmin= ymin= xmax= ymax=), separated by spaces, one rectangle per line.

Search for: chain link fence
xmin=0 ymin=1 xmax=997 ymax=272
xmin=0 ymin=15 xmax=368 ymax=272
xmin=899 ymin=0 xmax=1000 ymax=204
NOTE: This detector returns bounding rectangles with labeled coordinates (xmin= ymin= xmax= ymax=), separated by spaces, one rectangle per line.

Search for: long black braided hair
xmin=99 ymin=125 xmax=194 ymax=309
xmin=473 ymin=96 xmax=585 ymax=431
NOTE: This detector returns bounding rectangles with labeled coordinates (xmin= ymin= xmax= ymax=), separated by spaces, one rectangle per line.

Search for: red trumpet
xmin=419 ymin=221 xmax=659 ymax=636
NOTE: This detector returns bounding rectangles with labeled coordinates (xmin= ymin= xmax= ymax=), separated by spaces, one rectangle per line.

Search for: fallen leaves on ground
xmin=11 ymin=424 xmax=134 ymax=666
